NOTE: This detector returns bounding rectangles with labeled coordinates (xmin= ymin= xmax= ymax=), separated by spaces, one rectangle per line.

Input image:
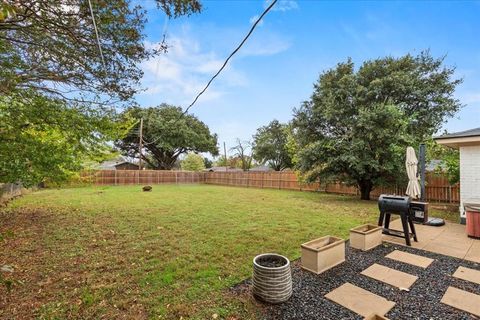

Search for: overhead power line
xmin=142 ymin=0 xmax=278 ymax=146
xmin=87 ymin=0 xmax=107 ymax=70
xmin=179 ymin=0 xmax=278 ymax=118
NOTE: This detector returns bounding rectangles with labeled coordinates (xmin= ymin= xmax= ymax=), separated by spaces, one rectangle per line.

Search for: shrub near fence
xmin=81 ymin=170 xmax=460 ymax=203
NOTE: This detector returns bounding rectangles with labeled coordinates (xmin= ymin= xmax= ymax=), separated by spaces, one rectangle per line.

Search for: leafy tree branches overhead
xmin=157 ymin=0 xmax=201 ymax=17
xmin=0 ymin=0 xmax=201 ymax=106
xmin=0 ymin=91 xmax=124 ymax=186
xmin=252 ymin=120 xmax=292 ymax=171
xmin=292 ymin=52 xmax=462 ymax=200
xmin=116 ymin=105 xmax=218 ymax=170
xmin=0 ymin=0 xmax=201 ymax=185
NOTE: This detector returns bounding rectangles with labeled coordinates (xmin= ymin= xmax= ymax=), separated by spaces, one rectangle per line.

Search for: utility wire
xmin=142 ymin=0 xmax=277 ymax=146
xmin=179 ymin=0 xmax=277 ymax=118
xmin=87 ymin=0 xmax=107 ymax=70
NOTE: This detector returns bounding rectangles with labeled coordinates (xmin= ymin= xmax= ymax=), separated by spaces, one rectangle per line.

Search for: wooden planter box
xmin=301 ymin=236 xmax=345 ymax=274
xmin=350 ymin=224 xmax=383 ymax=251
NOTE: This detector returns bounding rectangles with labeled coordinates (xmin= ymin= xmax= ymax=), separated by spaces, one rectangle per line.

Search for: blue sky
xmin=136 ymin=0 xmax=480 ymax=155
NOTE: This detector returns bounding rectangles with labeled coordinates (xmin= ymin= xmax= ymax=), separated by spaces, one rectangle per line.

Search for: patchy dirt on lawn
xmin=0 ymin=208 xmax=148 ymax=319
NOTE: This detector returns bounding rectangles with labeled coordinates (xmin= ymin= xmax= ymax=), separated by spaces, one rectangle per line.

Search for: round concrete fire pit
xmin=252 ymin=253 xmax=292 ymax=304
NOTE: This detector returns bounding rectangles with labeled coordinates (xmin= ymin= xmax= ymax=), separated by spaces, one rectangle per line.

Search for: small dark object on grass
xmin=142 ymin=186 xmax=152 ymax=192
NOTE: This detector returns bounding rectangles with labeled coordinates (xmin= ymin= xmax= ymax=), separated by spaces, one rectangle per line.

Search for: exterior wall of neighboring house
xmin=205 ymin=166 xmax=243 ymax=172
xmin=249 ymin=165 xmax=272 ymax=172
xmin=115 ymin=162 xmax=140 ymax=170
xmin=460 ymin=145 xmax=480 ymax=223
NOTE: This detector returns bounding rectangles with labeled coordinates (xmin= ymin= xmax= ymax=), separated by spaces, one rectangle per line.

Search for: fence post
xmin=448 ymin=185 xmax=452 ymax=203
xmin=115 ymin=170 xmax=117 ymax=186
xmin=175 ymin=171 xmax=178 ymax=184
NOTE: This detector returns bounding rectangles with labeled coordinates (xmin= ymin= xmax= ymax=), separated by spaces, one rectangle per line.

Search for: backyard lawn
xmin=0 ymin=185 xmax=456 ymax=319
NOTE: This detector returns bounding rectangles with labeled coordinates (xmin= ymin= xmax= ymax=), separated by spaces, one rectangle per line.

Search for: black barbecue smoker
xmin=378 ymin=194 xmax=418 ymax=246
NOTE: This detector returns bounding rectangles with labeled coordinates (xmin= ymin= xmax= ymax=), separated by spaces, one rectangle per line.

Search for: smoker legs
xmin=401 ymin=214 xmax=411 ymax=246
xmin=379 ymin=211 xmax=418 ymax=246
xmin=408 ymin=217 xmax=418 ymax=242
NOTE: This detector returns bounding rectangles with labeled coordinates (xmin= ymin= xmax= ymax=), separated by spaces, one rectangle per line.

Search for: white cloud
xmin=241 ymin=32 xmax=291 ymax=56
xmin=266 ymin=0 xmax=298 ymax=12
xmin=249 ymin=14 xmax=264 ymax=26
xmin=139 ymin=36 xmax=248 ymax=106
xmin=138 ymin=22 xmax=291 ymax=106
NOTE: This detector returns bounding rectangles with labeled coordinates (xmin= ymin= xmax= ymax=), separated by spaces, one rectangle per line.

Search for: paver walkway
xmin=441 ymin=287 xmax=480 ymax=317
xmin=361 ymin=263 xmax=418 ymax=289
xmin=325 ymin=245 xmax=480 ymax=317
xmin=385 ymin=250 xmax=433 ymax=268
xmin=453 ymin=266 xmax=480 ymax=285
xmin=325 ymin=283 xmax=395 ymax=317
xmin=264 ymin=243 xmax=480 ymax=319
xmin=325 ymin=246 xmax=480 ymax=319
xmin=382 ymin=219 xmax=480 ymax=262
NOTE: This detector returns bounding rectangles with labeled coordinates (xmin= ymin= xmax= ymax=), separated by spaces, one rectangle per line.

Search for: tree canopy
xmin=181 ymin=153 xmax=205 ymax=171
xmin=0 ymin=91 xmax=123 ymax=186
xmin=0 ymin=0 xmax=202 ymax=185
xmin=253 ymin=120 xmax=292 ymax=171
xmin=116 ymin=105 xmax=218 ymax=170
xmin=0 ymin=0 xmax=201 ymax=106
xmin=292 ymin=52 xmax=462 ymax=200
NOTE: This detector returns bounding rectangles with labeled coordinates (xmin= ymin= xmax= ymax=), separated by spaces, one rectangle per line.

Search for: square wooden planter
xmin=350 ymin=224 xmax=383 ymax=251
xmin=301 ymin=236 xmax=345 ymax=274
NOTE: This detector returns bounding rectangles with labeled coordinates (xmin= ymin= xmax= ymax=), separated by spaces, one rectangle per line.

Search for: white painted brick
xmin=460 ymin=145 xmax=480 ymax=217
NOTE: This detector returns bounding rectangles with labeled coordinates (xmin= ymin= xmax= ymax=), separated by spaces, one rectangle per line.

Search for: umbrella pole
xmin=419 ymin=143 xmax=426 ymax=201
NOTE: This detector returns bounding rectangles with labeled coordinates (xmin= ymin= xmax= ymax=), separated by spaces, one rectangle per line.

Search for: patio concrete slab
xmin=325 ymin=283 xmax=395 ymax=317
xmin=453 ymin=266 xmax=480 ymax=285
xmin=382 ymin=234 xmax=425 ymax=249
xmin=465 ymin=240 xmax=480 ymax=262
xmin=385 ymin=250 xmax=434 ymax=268
xmin=422 ymin=241 xmax=469 ymax=259
xmin=441 ymin=286 xmax=480 ymax=317
xmin=361 ymin=263 xmax=418 ymax=289
xmin=382 ymin=219 xmax=480 ymax=263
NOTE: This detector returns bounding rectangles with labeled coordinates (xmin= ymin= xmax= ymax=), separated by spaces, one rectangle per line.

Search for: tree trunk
xmin=358 ymin=180 xmax=373 ymax=200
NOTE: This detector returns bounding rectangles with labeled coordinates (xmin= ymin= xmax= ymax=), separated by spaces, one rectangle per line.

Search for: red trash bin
xmin=465 ymin=202 xmax=480 ymax=238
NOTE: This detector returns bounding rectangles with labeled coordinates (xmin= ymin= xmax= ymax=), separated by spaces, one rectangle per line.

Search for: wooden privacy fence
xmin=81 ymin=170 xmax=460 ymax=203
xmin=204 ymin=171 xmax=320 ymax=191
xmin=80 ymin=170 xmax=204 ymax=186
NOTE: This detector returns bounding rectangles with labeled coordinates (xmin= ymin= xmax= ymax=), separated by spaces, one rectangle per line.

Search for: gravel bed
xmin=233 ymin=242 xmax=480 ymax=319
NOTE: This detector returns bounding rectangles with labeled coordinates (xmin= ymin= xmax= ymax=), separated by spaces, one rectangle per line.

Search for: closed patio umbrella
xmin=405 ymin=147 xmax=421 ymax=199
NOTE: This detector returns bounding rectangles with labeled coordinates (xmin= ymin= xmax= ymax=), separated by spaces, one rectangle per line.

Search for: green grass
xmin=0 ymin=185 xmax=457 ymax=319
